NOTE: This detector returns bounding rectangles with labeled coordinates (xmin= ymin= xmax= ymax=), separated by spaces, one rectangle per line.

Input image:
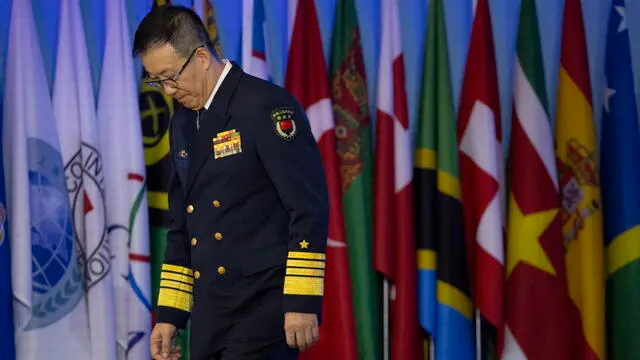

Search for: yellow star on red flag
xmin=507 ymin=193 xmax=558 ymax=277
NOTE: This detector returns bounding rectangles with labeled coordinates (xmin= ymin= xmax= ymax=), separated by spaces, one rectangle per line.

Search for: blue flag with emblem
xmin=3 ymin=0 xmax=89 ymax=357
xmin=601 ymin=1 xmax=640 ymax=359
xmin=0 ymin=0 xmax=15 ymax=357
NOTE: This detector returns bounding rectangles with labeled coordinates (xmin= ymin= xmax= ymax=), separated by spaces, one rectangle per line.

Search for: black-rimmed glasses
xmin=143 ymin=45 xmax=203 ymax=89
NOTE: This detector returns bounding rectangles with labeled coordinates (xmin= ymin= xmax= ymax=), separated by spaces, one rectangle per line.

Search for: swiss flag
xmin=457 ymin=0 xmax=505 ymax=353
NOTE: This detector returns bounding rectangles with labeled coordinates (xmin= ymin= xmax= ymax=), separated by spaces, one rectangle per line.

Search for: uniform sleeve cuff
xmin=281 ymin=250 xmax=325 ymax=322
xmin=156 ymin=264 xmax=193 ymax=329
xmin=156 ymin=307 xmax=190 ymax=330
xmin=283 ymin=295 xmax=323 ymax=322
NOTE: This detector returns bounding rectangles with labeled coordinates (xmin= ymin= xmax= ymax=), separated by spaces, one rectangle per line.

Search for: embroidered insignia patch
xmin=212 ymin=129 xmax=242 ymax=159
xmin=271 ymin=107 xmax=297 ymax=141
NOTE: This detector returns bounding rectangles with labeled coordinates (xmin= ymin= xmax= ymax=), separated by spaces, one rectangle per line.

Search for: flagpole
xmin=476 ymin=310 xmax=481 ymax=360
xmin=383 ymin=279 xmax=389 ymax=360
xmin=430 ymin=337 xmax=435 ymax=360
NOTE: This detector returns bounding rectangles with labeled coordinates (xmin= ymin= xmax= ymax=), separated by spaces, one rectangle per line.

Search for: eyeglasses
xmin=143 ymin=45 xmax=203 ymax=89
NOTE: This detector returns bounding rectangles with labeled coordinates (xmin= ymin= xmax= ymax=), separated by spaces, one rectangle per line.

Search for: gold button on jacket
xmin=191 ymin=237 xmax=197 ymax=246
xmin=217 ymin=266 xmax=226 ymax=275
xmin=186 ymin=204 xmax=194 ymax=213
xmin=212 ymin=200 xmax=221 ymax=207
xmin=214 ymin=232 xmax=223 ymax=240
xmin=194 ymin=270 xmax=200 ymax=279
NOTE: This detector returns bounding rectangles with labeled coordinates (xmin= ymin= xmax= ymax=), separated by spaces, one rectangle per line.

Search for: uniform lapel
xmin=185 ymin=62 xmax=243 ymax=196
xmin=185 ymin=110 xmax=230 ymax=195
xmin=180 ymin=109 xmax=197 ymax=155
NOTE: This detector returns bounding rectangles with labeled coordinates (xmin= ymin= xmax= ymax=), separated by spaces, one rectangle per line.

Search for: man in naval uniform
xmin=133 ymin=5 xmax=329 ymax=360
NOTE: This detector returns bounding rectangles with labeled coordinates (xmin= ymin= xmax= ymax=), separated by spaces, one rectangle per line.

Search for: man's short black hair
xmin=133 ymin=4 xmax=215 ymax=59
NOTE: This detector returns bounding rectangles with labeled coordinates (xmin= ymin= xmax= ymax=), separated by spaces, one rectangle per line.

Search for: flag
xmin=415 ymin=0 xmax=474 ymax=358
xmin=3 ymin=0 xmax=90 ymax=358
xmin=194 ymin=0 xmax=223 ymax=58
xmin=555 ymin=0 xmax=605 ymax=358
xmin=601 ymin=1 xmax=640 ymax=359
xmin=0 ymin=168 xmax=13 ymax=360
xmin=502 ymin=1 xmax=574 ymax=359
xmin=0 ymin=97 xmax=15 ymax=360
xmin=285 ymin=0 xmax=357 ymax=358
xmin=374 ymin=0 xmax=421 ymax=358
xmin=242 ymin=0 xmax=270 ymax=80
xmin=329 ymin=0 xmax=380 ymax=358
xmin=98 ymin=0 xmax=151 ymax=358
xmin=53 ymin=0 xmax=117 ymax=358
xmin=457 ymin=0 xmax=504 ymax=357
xmin=0 ymin=0 xmax=12 ymax=355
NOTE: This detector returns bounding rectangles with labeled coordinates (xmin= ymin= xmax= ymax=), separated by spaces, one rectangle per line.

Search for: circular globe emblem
xmin=26 ymin=138 xmax=83 ymax=330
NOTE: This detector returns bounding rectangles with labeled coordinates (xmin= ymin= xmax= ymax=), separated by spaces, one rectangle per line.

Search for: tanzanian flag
xmin=414 ymin=0 xmax=474 ymax=358
xmin=601 ymin=1 xmax=640 ymax=359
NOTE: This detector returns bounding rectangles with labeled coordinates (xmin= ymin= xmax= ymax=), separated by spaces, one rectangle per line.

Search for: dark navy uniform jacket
xmin=155 ymin=62 xmax=329 ymax=357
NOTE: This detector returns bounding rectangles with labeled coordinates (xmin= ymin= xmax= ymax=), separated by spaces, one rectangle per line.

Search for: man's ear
xmin=196 ymin=48 xmax=212 ymax=71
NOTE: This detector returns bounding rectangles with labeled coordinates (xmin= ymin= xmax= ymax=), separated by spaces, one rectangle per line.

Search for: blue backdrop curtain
xmin=1 ymin=0 xmax=640 ymax=154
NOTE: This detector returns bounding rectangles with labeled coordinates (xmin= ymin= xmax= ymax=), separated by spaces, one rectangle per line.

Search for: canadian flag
xmin=284 ymin=0 xmax=357 ymax=359
xmin=373 ymin=0 xmax=421 ymax=359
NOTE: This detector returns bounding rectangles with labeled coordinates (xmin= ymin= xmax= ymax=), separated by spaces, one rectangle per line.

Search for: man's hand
xmin=284 ymin=312 xmax=319 ymax=351
xmin=150 ymin=323 xmax=182 ymax=359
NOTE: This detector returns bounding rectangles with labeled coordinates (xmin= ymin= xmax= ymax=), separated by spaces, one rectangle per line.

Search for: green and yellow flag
xmin=602 ymin=0 xmax=640 ymax=359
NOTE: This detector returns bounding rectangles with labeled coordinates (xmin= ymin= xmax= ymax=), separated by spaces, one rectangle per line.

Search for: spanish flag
xmin=555 ymin=0 xmax=605 ymax=358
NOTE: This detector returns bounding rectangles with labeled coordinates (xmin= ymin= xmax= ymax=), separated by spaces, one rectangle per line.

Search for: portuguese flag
xmin=502 ymin=1 xmax=575 ymax=359
xmin=140 ymin=1 xmax=189 ymax=359
xmin=329 ymin=0 xmax=381 ymax=358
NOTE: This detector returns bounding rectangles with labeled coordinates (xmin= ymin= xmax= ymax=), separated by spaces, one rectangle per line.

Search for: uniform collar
xmin=200 ymin=61 xmax=243 ymax=116
xmin=203 ymin=59 xmax=232 ymax=111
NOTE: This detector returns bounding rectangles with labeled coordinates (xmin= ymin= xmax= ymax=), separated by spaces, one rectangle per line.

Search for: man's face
xmin=140 ymin=43 xmax=210 ymax=110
